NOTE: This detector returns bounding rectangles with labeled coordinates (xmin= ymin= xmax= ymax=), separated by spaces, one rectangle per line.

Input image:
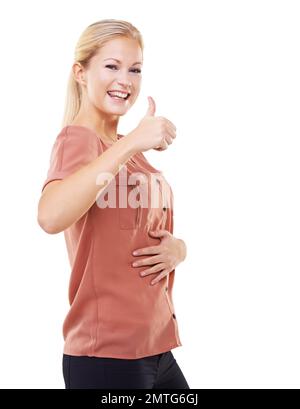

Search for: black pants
xmin=62 ymin=350 xmax=190 ymax=389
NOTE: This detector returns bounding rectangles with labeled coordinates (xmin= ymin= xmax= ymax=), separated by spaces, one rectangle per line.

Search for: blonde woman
xmin=38 ymin=19 xmax=189 ymax=389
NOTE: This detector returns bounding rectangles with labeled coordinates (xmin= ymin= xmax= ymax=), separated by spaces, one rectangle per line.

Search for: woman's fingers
xmin=163 ymin=117 xmax=176 ymax=132
xmin=152 ymin=123 xmax=176 ymax=150
xmin=140 ymin=263 xmax=166 ymax=276
xmin=132 ymin=255 xmax=163 ymax=267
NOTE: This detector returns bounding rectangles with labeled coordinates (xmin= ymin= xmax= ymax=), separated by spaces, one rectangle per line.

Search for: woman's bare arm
xmin=37 ymin=134 xmax=137 ymax=234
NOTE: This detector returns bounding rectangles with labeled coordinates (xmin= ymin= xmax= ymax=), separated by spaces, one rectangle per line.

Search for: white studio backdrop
xmin=0 ymin=0 xmax=299 ymax=389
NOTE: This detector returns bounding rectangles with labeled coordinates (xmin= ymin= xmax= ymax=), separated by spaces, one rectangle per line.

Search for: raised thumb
xmin=145 ymin=96 xmax=156 ymax=117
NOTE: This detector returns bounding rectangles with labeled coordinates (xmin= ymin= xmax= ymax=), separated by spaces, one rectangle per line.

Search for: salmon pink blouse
xmin=41 ymin=125 xmax=182 ymax=359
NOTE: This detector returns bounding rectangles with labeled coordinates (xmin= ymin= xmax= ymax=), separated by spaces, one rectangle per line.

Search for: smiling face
xmin=75 ymin=37 xmax=143 ymax=118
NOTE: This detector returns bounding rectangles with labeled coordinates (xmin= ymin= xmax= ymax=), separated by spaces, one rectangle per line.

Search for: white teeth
xmin=107 ymin=91 xmax=129 ymax=99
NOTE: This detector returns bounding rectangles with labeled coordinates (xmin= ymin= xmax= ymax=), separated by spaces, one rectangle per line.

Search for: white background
xmin=0 ymin=0 xmax=299 ymax=389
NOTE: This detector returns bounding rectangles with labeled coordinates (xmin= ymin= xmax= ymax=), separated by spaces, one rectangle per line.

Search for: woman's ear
xmin=72 ymin=62 xmax=86 ymax=86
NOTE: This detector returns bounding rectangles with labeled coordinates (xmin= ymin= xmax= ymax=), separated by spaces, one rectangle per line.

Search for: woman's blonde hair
xmin=61 ymin=19 xmax=144 ymax=128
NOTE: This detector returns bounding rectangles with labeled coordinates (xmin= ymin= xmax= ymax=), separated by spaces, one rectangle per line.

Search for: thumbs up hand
xmin=125 ymin=96 xmax=176 ymax=153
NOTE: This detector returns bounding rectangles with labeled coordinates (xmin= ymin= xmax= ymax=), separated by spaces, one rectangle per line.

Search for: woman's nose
xmin=117 ymin=76 xmax=132 ymax=88
xmin=117 ymin=81 xmax=132 ymax=89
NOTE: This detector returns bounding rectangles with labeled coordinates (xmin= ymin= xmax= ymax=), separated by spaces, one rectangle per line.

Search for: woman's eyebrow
xmin=103 ymin=58 xmax=142 ymax=66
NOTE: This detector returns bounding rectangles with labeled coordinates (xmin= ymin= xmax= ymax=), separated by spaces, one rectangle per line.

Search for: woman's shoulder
xmin=61 ymin=124 xmax=97 ymax=137
xmin=57 ymin=125 xmax=102 ymax=154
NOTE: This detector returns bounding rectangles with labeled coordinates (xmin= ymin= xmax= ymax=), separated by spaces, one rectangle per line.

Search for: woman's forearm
xmin=38 ymin=134 xmax=137 ymax=234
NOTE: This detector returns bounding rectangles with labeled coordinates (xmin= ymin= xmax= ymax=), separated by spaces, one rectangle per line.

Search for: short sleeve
xmin=41 ymin=126 xmax=100 ymax=193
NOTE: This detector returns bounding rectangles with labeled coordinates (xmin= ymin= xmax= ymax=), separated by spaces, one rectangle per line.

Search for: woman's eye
xmin=105 ymin=65 xmax=141 ymax=74
xmin=106 ymin=64 xmax=118 ymax=70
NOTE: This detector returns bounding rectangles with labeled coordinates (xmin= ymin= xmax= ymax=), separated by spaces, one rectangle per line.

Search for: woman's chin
xmin=103 ymin=102 xmax=130 ymax=114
